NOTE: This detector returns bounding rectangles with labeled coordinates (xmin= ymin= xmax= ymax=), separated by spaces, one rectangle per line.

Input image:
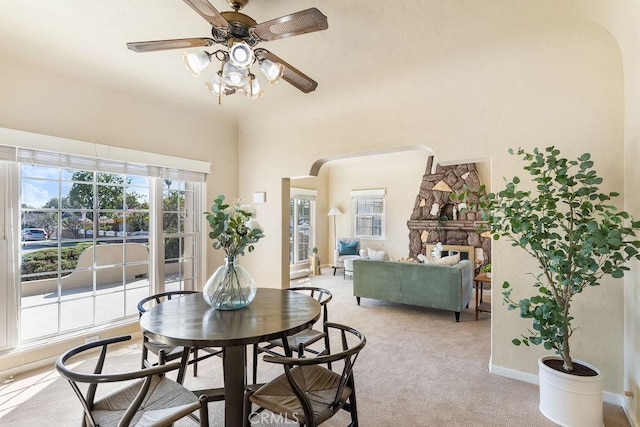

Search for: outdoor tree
xmin=162 ymin=180 xmax=185 ymax=260
xmin=67 ymin=172 xmax=126 ymax=209
xmin=65 ymin=171 xmax=147 ymax=235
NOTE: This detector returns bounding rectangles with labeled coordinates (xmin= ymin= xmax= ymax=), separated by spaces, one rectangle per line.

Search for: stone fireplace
xmin=407 ymin=156 xmax=491 ymax=265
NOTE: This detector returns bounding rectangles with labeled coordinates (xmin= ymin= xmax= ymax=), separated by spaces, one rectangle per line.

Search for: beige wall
xmin=2 ymin=1 xmax=639 ymax=418
xmin=0 ymin=54 xmax=238 ymax=373
xmin=325 ymin=150 xmax=432 ymax=261
xmin=0 ymin=54 xmax=240 ymax=278
xmin=623 ymin=14 xmax=640 ymax=427
xmin=238 ymin=17 xmax=627 ymax=396
xmin=600 ymin=0 xmax=640 ymax=423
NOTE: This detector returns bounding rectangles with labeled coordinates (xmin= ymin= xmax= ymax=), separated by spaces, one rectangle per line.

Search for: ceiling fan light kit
xmin=228 ymin=41 xmax=254 ymax=68
xmin=244 ymin=75 xmax=263 ymax=99
xmin=183 ymin=51 xmax=212 ymax=76
xmin=127 ymin=0 xmax=328 ymax=104
xmin=259 ymin=59 xmax=284 ymax=85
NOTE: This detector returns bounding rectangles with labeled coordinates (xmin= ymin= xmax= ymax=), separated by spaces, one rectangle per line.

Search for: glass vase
xmin=203 ymin=256 xmax=257 ymax=310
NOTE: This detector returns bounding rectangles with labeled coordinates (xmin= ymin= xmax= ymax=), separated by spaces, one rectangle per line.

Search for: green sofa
xmin=353 ymin=259 xmax=474 ymax=321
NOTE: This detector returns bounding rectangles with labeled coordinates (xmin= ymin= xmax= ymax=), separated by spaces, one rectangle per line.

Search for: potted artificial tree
xmin=462 ymin=146 xmax=640 ymax=426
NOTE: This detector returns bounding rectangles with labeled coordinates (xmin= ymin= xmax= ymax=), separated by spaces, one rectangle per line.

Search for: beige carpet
xmin=0 ymin=267 xmax=630 ymax=426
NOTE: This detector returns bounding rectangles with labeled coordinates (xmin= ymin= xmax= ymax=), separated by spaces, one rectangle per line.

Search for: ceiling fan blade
xmin=253 ymin=8 xmax=328 ymax=42
xmin=255 ymin=49 xmax=318 ymax=93
xmin=126 ymin=37 xmax=215 ymax=53
xmin=182 ymin=0 xmax=230 ymax=28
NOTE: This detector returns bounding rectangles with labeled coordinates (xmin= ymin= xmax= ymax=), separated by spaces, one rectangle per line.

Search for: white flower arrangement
xmin=204 ymin=195 xmax=265 ymax=259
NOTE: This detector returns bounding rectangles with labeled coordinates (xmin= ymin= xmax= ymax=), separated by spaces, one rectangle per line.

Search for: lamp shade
xmin=244 ymin=75 xmax=263 ymax=99
xmin=206 ymin=76 xmax=232 ymax=97
xmin=222 ymin=61 xmax=248 ymax=88
xmin=259 ymin=59 xmax=284 ymax=85
xmin=183 ymin=51 xmax=211 ymax=76
xmin=229 ymin=41 xmax=254 ymax=69
xmin=327 ymin=207 xmax=342 ymax=216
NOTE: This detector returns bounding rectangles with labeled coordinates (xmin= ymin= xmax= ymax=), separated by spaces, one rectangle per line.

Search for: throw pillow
xmin=367 ymin=247 xmax=386 ymax=261
xmin=433 ymin=253 xmax=460 ymax=266
xmin=338 ymin=240 xmax=358 ymax=255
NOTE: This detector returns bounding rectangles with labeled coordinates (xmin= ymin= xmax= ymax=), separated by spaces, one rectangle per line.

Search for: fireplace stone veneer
xmin=407 ymin=156 xmax=491 ymax=264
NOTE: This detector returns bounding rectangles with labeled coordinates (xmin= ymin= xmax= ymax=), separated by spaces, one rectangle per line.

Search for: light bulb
xmin=222 ymin=61 xmax=248 ymax=88
xmin=229 ymin=41 xmax=254 ymax=69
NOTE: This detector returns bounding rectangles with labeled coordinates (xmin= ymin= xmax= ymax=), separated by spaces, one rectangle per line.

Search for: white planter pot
xmin=538 ymin=356 xmax=603 ymax=427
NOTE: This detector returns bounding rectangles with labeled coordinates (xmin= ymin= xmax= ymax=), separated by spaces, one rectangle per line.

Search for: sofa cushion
xmin=338 ymin=240 xmax=358 ymax=255
xmin=367 ymin=248 xmax=386 ymax=261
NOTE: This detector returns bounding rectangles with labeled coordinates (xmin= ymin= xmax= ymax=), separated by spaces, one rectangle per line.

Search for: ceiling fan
xmin=127 ymin=0 xmax=328 ymax=101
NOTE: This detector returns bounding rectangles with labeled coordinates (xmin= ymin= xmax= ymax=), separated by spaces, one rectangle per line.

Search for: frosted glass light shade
xmin=222 ymin=61 xmax=248 ymax=88
xmin=259 ymin=59 xmax=284 ymax=85
xmin=205 ymin=78 xmax=226 ymax=96
xmin=229 ymin=41 xmax=254 ymax=69
xmin=244 ymin=75 xmax=263 ymax=99
xmin=183 ymin=51 xmax=211 ymax=76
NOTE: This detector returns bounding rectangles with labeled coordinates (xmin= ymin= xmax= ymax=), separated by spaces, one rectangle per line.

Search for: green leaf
xmin=492 ymin=146 xmax=640 ymax=361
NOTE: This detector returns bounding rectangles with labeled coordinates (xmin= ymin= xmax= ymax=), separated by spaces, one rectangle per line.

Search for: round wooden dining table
xmin=139 ymin=287 xmax=321 ymax=427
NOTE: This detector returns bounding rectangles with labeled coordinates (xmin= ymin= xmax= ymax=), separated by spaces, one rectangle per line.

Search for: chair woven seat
xmin=245 ymin=323 xmax=366 ymax=427
xmin=56 ymin=335 xmax=209 ymax=427
xmin=92 ymin=375 xmax=201 ymax=427
xmin=143 ymin=341 xmax=179 ymax=357
xmin=138 ymin=291 xmax=222 ymax=381
xmin=253 ymin=287 xmax=332 ymax=385
xmin=268 ymin=328 xmax=326 ymax=350
xmin=250 ymin=365 xmax=351 ymax=425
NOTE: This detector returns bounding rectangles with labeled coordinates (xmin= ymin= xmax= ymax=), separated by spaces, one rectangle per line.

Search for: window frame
xmin=290 ymin=188 xmax=316 ymax=266
xmin=351 ymin=189 xmax=386 ymax=240
xmin=0 ymin=129 xmax=210 ymax=350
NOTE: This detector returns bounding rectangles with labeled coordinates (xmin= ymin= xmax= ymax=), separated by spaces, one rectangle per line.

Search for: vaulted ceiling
xmin=1 ymin=0 xmax=619 ymax=125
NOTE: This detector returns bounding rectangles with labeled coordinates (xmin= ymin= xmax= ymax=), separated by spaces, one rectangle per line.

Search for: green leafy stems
xmin=455 ymin=146 xmax=640 ymax=372
xmin=204 ymin=195 xmax=265 ymax=259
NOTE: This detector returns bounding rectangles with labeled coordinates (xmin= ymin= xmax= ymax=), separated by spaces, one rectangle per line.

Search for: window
xmin=351 ymin=189 xmax=385 ymax=239
xmin=290 ymin=189 xmax=316 ymax=265
xmin=0 ymin=140 xmax=208 ymax=348
xmin=161 ymin=179 xmax=201 ymax=294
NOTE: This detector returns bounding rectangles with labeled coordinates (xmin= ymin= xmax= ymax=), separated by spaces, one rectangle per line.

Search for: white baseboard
xmin=290 ymin=260 xmax=311 ymax=280
xmin=489 ymin=361 xmax=632 ymax=423
xmin=489 ymin=361 xmax=539 ymax=385
xmin=624 ymin=405 xmax=639 ymax=427
xmin=0 ymin=328 xmax=142 ymax=379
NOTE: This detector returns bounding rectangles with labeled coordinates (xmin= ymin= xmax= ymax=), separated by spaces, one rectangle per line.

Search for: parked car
xmin=21 ymin=228 xmax=48 ymax=241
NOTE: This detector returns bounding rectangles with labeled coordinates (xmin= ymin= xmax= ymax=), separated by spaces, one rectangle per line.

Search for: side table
xmin=343 ymin=257 xmax=355 ymax=279
xmin=310 ymin=255 xmax=321 ymax=275
xmin=474 ymin=272 xmax=492 ymax=320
